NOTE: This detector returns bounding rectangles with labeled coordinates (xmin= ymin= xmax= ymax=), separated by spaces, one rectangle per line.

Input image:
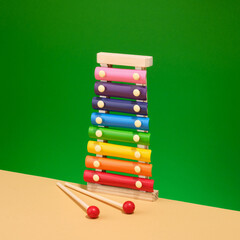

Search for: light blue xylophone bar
xmin=91 ymin=112 xmax=149 ymax=131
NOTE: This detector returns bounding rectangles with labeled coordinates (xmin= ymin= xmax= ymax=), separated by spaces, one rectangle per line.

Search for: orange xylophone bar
xmin=85 ymin=155 xmax=152 ymax=177
xmin=84 ymin=170 xmax=154 ymax=192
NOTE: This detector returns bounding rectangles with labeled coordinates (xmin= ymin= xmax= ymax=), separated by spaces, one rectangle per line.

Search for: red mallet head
xmin=123 ymin=201 xmax=135 ymax=214
xmin=87 ymin=206 xmax=100 ymax=219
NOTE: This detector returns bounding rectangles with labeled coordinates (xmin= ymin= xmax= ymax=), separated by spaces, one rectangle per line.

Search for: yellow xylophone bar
xmin=87 ymin=141 xmax=151 ymax=163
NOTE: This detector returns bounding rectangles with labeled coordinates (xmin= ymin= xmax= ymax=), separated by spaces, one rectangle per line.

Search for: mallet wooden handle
xmin=57 ymin=182 xmax=89 ymax=210
xmin=57 ymin=182 xmax=100 ymax=218
xmin=65 ymin=182 xmax=122 ymax=209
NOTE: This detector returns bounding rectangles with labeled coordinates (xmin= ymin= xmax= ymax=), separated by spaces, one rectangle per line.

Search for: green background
xmin=1 ymin=0 xmax=240 ymax=211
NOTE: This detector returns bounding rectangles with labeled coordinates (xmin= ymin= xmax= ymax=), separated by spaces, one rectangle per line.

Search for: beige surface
xmin=0 ymin=170 xmax=239 ymax=240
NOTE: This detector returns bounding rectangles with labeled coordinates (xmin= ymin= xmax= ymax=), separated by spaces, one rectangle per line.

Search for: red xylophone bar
xmin=84 ymin=170 xmax=154 ymax=192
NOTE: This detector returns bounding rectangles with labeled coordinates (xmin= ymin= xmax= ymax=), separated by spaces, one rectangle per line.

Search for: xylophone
xmin=84 ymin=52 xmax=158 ymax=201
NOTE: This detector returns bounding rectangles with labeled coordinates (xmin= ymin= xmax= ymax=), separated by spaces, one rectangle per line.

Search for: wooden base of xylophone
xmin=87 ymin=183 xmax=158 ymax=201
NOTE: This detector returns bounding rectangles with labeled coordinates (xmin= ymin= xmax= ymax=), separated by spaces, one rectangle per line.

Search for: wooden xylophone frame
xmin=85 ymin=52 xmax=158 ymax=201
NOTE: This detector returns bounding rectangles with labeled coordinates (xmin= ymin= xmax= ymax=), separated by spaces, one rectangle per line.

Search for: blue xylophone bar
xmin=92 ymin=97 xmax=148 ymax=115
xmin=91 ymin=112 xmax=149 ymax=131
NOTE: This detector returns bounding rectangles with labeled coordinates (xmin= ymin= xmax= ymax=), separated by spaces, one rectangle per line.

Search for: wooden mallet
xmin=56 ymin=182 xmax=100 ymax=219
xmin=65 ymin=182 xmax=135 ymax=214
